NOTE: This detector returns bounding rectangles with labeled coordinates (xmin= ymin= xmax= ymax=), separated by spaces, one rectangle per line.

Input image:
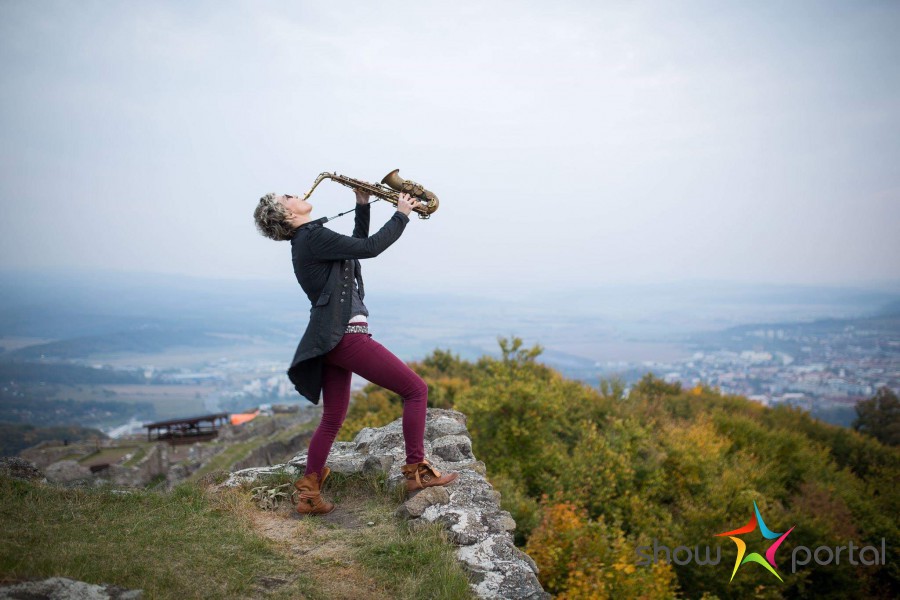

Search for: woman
xmin=253 ymin=187 xmax=458 ymax=515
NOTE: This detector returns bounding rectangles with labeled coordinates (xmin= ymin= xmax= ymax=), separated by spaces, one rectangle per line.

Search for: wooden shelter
xmin=144 ymin=413 xmax=229 ymax=445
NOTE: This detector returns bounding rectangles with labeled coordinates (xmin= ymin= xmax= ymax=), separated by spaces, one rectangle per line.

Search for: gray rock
xmin=425 ymin=415 xmax=469 ymax=441
xmin=396 ymin=485 xmax=450 ymax=519
xmin=225 ymin=463 xmax=298 ymax=487
xmin=457 ymin=535 xmax=550 ymax=599
xmin=362 ymin=454 xmax=394 ymax=474
xmin=353 ymin=427 xmax=378 ymax=452
xmin=45 ymin=460 xmax=92 ymax=485
xmin=489 ymin=511 xmax=518 ymax=532
xmin=431 ymin=434 xmax=474 ymax=462
xmin=0 ymin=457 xmax=45 ymax=482
xmin=0 ymin=576 xmax=143 ymax=599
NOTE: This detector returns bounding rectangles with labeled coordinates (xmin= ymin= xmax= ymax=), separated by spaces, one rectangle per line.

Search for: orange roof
xmin=230 ymin=409 xmax=260 ymax=426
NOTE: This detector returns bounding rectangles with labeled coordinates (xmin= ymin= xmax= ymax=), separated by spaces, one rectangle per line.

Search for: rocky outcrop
xmin=0 ymin=457 xmax=46 ymax=482
xmin=231 ymin=429 xmax=313 ymax=472
xmin=0 ymin=576 xmax=143 ymax=599
xmin=222 ymin=408 xmax=549 ymax=600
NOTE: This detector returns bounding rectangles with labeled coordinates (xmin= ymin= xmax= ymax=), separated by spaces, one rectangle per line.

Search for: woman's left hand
xmin=354 ymin=188 xmax=371 ymax=205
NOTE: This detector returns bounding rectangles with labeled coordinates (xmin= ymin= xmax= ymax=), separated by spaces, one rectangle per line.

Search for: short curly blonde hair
xmin=253 ymin=193 xmax=295 ymax=241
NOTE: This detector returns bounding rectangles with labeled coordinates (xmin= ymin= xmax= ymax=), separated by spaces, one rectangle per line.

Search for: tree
xmin=853 ymin=386 xmax=900 ymax=446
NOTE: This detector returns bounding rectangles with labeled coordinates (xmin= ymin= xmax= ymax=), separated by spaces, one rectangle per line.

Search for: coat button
xmin=341 ymin=291 xmax=346 ymax=295
xmin=340 ymin=299 xmax=344 ymax=303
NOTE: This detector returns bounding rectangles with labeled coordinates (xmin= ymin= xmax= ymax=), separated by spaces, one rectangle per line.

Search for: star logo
xmin=715 ymin=500 xmax=795 ymax=582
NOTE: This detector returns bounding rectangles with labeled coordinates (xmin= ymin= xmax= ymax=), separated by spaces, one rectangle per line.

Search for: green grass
xmin=271 ymin=417 xmax=317 ymax=444
xmin=0 ymin=476 xmax=317 ymax=599
xmin=122 ymin=445 xmax=148 ymax=467
xmin=353 ymin=520 xmax=475 ymax=599
xmin=187 ymin=439 xmax=257 ymax=480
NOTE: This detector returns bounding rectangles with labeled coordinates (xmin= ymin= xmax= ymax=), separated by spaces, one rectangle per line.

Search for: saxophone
xmin=300 ymin=169 xmax=439 ymax=219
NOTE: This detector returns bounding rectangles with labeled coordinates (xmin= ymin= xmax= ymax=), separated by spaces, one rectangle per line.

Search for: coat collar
xmin=290 ymin=217 xmax=326 ymax=241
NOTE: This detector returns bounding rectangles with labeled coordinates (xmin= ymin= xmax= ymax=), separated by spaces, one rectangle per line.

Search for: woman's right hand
xmin=397 ymin=192 xmax=422 ymax=216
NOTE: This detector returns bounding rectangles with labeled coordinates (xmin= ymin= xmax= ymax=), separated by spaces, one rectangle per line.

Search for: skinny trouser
xmin=304 ymin=324 xmax=427 ymax=480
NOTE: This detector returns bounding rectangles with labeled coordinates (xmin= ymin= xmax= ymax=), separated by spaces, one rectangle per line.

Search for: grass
xmin=187 ymin=439 xmax=257 ymax=480
xmin=0 ymin=476 xmax=316 ymax=598
xmin=354 ymin=519 xmax=475 ymax=598
xmin=122 ymin=445 xmax=148 ymax=467
xmin=271 ymin=417 xmax=317 ymax=444
xmin=0 ymin=469 xmax=475 ymax=599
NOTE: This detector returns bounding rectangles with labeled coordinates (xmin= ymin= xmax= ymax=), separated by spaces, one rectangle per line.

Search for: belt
xmin=345 ymin=323 xmax=369 ymax=334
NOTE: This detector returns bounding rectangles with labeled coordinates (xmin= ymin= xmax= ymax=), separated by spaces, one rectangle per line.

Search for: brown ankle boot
xmin=401 ymin=459 xmax=459 ymax=493
xmin=293 ymin=466 xmax=335 ymax=515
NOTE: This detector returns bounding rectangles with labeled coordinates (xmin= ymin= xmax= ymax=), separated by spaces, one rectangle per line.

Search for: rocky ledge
xmin=221 ymin=408 xmax=549 ymax=600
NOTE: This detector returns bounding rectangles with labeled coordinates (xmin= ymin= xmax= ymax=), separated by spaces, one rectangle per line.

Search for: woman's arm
xmin=308 ymin=211 xmax=409 ymax=260
xmin=307 ymin=192 xmax=421 ymax=261
xmin=352 ymin=203 xmax=370 ymax=239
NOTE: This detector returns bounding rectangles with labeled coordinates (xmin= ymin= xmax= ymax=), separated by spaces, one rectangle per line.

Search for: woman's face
xmin=279 ymin=194 xmax=313 ymax=217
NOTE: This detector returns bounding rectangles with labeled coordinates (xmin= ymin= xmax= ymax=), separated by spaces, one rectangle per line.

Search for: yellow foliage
xmin=526 ymin=500 xmax=677 ymax=599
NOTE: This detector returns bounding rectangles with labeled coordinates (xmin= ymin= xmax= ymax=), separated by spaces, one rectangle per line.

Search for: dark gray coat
xmin=287 ymin=204 xmax=410 ymax=404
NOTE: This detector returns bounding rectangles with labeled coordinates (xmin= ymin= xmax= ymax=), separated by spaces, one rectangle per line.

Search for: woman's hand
xmin=354 ymin=188 xmax=371 ymax=205
xmin=397 ymin=192 xmax=422 ymax=216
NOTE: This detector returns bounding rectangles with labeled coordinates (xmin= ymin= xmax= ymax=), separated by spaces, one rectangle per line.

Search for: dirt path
xmin=247 ymin=495 xmax=396 ymax=600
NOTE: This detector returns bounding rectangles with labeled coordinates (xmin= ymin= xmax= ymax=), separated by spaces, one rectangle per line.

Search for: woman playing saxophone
xmin=252 ymin=187 xmax=458 ymax=515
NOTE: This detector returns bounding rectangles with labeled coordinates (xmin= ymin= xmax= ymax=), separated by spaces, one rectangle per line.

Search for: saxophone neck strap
xmin=323 ymin=198 xmax=384 ymax=223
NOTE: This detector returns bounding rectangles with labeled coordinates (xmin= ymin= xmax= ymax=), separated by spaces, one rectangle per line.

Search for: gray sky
xmin=1 ymin=0 xmax=898 ymax=296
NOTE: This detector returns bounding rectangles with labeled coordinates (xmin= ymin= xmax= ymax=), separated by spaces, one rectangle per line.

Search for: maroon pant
xmin=304 ymin=323 xmax=427 ymax=480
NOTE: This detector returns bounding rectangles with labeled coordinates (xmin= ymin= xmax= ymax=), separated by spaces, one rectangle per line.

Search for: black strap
xmin=322 ymin=198 xmax=384 ymax=223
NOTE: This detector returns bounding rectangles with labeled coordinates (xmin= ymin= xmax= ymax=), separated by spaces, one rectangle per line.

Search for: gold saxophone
xmin=301 ymin=169 xmax=439 ymax=219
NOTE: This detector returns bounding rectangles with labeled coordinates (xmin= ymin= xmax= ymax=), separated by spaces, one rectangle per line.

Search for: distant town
xmin=603 ymin=313 xmax=899 ymax=427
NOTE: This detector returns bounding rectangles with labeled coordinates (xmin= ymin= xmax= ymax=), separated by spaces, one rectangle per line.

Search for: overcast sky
xmin=1 ymin=0 xmax=898 ymax=296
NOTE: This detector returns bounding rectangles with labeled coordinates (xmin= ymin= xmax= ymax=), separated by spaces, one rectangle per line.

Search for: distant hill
xmin=0 ymin=423 xmax=106 ymax=456
xmin=0 ymin=388 xmax=154 ymax=429
xmin=8 ymin=328 xmax=230 ymax=360
xmin=0 ymin=361 xmax=144 ymax=384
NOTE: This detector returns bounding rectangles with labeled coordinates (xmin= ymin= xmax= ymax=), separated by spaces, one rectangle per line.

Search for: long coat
xmin=287 ymin=203 xmax=410 ymax=404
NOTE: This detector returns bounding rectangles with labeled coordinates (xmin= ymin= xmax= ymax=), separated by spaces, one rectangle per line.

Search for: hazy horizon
xmin=2 ymin=267 xmax=898 ymax=343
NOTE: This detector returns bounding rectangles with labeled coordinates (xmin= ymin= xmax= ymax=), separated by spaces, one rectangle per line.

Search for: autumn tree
xmin=853 ymin=386 xmax=900 ymax=446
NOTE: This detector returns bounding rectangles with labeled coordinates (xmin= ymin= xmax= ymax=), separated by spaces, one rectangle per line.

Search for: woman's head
xmin=253 ymin=193 xmax=313 ymax=241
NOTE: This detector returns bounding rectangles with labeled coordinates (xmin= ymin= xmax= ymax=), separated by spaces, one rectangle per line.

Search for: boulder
xmin=0 ymin=576 xmax=143 ymax=599
xmin=0 ymin=457 xmax=45 ymax=482
xmin=44 ymin=460 xmax=92 ymax=485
